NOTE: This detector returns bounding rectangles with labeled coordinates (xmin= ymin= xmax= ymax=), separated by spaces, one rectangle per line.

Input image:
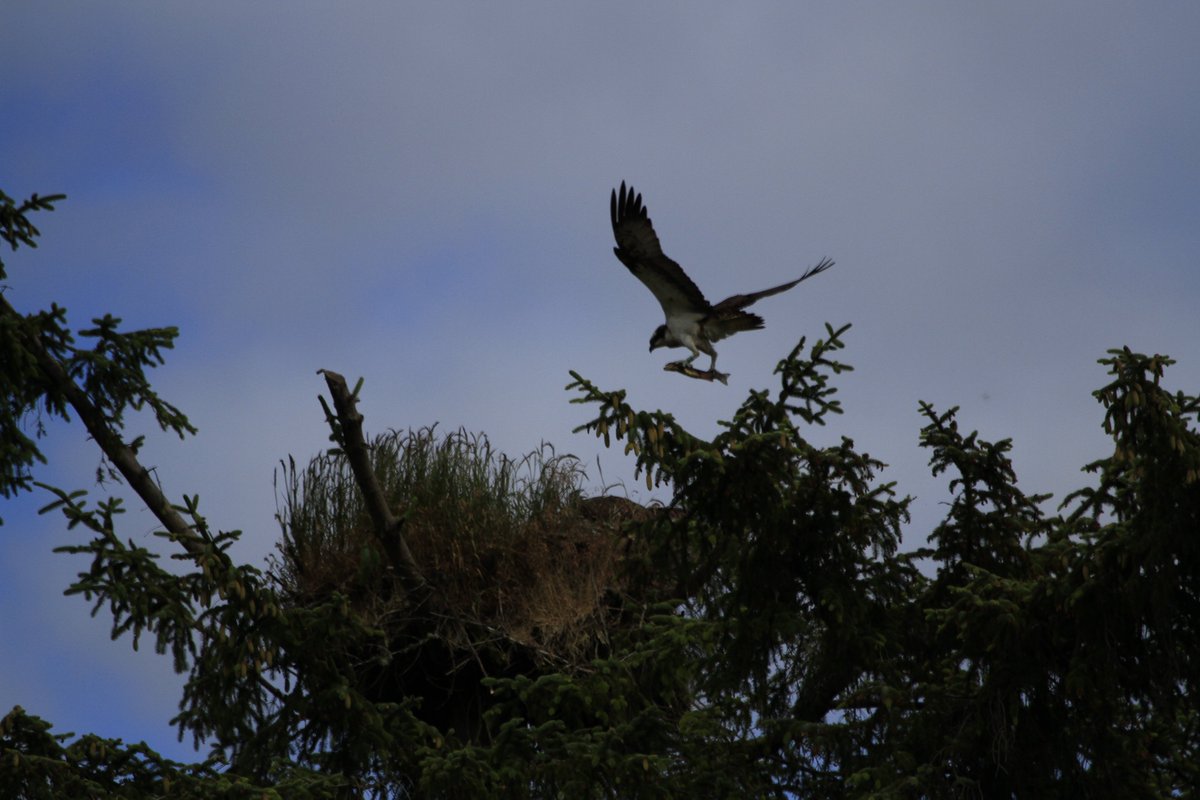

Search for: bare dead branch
xmin=318 ymin=369 xmax=427 ymax=599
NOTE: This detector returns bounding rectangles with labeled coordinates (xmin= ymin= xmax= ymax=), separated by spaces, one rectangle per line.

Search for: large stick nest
xmin=269 ymin=427 xmax=672 ymax=733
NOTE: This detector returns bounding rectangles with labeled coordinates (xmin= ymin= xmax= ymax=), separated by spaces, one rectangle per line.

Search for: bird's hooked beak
xmin=649 ymin=325 xmax=667 ymax=352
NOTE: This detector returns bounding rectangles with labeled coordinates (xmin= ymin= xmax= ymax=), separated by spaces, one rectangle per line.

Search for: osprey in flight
xmin=610 ymin=181 xmax=833 ymax=379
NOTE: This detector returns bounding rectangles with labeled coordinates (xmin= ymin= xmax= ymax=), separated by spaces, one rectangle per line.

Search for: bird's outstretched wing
xmin=611 ymin=182 xmax=710 ymax=316
xmin=712 ymin=257 xmax=835 ymax=313
xmin=705 ymin=257 xmax=835 ymax=343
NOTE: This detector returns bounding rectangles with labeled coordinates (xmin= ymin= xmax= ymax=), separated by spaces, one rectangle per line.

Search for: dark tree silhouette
xmin=2 ymin=189 xmax=1197 ymax=798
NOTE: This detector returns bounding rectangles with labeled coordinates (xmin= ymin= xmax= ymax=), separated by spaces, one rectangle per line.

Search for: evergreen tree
xmin=2 ymin=189 xmax=1197 ymax=797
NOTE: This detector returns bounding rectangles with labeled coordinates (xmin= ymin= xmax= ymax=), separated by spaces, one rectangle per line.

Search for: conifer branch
xmin=0 ymin=292 xmax=202 ymax=553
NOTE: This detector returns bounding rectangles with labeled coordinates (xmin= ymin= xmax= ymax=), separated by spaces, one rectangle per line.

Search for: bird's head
xmin=649 ymin=325 xmax=668 ymax=352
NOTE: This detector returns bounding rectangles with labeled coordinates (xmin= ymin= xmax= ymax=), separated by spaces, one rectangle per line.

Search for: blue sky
xmin=3 ymin=3 xmax=1199 ymax=763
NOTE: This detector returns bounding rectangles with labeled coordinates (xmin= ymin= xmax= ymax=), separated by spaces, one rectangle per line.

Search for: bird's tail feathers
xmin=707 ymin=310 xmax=765 ymax=340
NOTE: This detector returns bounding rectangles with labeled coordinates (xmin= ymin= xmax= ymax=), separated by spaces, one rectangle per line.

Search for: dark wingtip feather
xmin=613 ymin=180 xmax=650 ymax=227
xmin=802 ymin=257 xmax=835 ymax=280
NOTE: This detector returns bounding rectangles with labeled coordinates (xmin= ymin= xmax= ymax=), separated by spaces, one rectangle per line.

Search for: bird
xmin=610 ymin=181 xmax=833 ymax=378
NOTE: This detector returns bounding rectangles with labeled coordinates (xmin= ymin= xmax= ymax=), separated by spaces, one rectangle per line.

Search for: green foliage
xmin=0 ymin=190 xmax=192 ymax=524
xmin=0 ymin=189 xmax=66 ymax=255
xmin=568 ymin=325 xmax=917 ymax=795
xmin=859 ymin=348 xmax=1200 ymax=797
xmin=1 ymin=705 xmax=206 ymax=800
xmin=3 ymin=188 xmax=1199 ymax=797
xmin=1 ymin=190 xmax=65 ymax=513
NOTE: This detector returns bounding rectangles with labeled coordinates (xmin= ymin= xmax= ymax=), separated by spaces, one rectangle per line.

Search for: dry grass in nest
xmin=271 ymin=426 xmax=660 ymax=669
